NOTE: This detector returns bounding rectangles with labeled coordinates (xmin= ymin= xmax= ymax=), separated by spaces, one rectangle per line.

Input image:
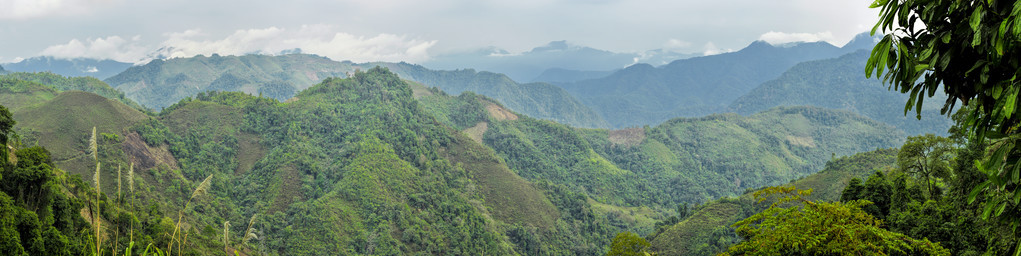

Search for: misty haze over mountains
xmin=4 ymin=32 xmax=926 ymax=135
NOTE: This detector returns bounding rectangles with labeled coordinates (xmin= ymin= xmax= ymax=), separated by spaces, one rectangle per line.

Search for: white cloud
xmin=40 ymin=35 xmax=148 ymax=63
xmin=663 ymin=39 xmax=692 ymax=50
xmin=38 ymin=26 xmax=439 ymax=64
xmin=0 ymin=0 xmax=112 ymax=19
xmin=757 ymin=31 xmax=836 ymax=45
xmin=702 ymin=42 xmax=732 ymax=56
xmin=154 ymin=26 xmax=437 ymax=63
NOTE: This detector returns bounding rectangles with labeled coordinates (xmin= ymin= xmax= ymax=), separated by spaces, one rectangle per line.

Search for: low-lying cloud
xmin=40 ymin=35 xmax=149 ymax=63
xmin=38 ymin=25 xmax=438 ymax=64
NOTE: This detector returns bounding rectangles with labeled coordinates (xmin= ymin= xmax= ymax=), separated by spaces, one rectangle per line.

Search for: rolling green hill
xmin=11 ymin=90 xmax=148 ymax=190
xmin=417 ymin=86 xmax=904 ymax=227
xmin=727 ymin=50 xmax=953 ymax=135
xmin=2 ymin=72 xmax=144 ymax=110
xmin=0 ymin=77 xmax=59 ymax=111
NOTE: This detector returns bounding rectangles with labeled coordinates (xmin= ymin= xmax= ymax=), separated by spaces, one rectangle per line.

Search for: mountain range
xmin=104 ymin=54 xmax=609 ymax=128
xmin=0 ymin=66 xmax=905 ymax=255
xmin=558 ymin=33 xmax=880 ymax=128
xmin=2 ymin=56 xmax=134 ymax=80
xmin=423 ymin=40 xmax=697 ymax=83
xmin=728 ymin=50 xmax=953 ymax=135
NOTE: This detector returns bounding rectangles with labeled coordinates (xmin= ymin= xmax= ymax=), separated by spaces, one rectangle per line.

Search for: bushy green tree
xmin=896 ymin=134 xmax=954 ymax=199
xmin=725 ymin=186 xmax=948 ymax=256
xmin=606 ymin=231 xmax=655 ymax=256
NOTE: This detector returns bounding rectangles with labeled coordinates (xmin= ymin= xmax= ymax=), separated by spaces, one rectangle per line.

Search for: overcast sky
xmin=0 ymin=0 xmax=878 ymax=64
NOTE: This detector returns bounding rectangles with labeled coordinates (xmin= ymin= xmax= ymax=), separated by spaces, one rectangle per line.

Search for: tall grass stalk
xmin=117 ymin=164 xmax=122 ymax=202
xmin=242 ymin=214 xmax=258 ymax=247
xmin=94 ymin=161 xmax=101 ymax=256
xmin=89 ymin=127 xmax=97 ymax=161
xmin=128 ymin=162 xmax=134 ymax=245
xmin=167 ymin=174 xmax=213 ymax=255
xmin=223 ymin=221 xmax=231 ymax=255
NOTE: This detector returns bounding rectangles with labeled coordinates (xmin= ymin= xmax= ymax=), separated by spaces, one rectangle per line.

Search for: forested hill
xmin=104 ymin=54 xmax=607 ymax=128
xmin=559 ymin=33 xmax=878 ymax=128
xmin=417 ymin=85 xmax=904 ymax=212
xmin=647 ymin=148 xmax=900 ymax=255
xmin=727 ymin=50 xmax=953 ymax=135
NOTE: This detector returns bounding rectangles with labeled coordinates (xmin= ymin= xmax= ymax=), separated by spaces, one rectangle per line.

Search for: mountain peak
xmin=843 ymin=32 xmax=880 ymax=50
xmin=740 ymin=40 xmax=776 ymax=52
xmin=530 ymin=40 xmax=571 ymax=52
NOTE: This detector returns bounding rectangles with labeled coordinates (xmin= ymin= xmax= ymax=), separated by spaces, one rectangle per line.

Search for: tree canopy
xmin=866 ymin=0 xmax=1021 ymax=251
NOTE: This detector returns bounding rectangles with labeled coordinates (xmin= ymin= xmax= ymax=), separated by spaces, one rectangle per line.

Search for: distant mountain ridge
xmin=104 ymin=53 xmax=608 ymax=127
xmin=105 ymin=54 xmax=354 ymax=109
xmin=728 ymin=50 xmax=953 ymax=135
xmin=561 ymin=32 xmax=879 ymax=128
xmin=369 ymin=62 xmax=609 ymax=127
xmin=423 ymin=40 xmax=697 ymax=82
xmin=530 ymin=68 xmax=617 ymax=84
xmin=3 ymin=56 xmax=133 ymax=80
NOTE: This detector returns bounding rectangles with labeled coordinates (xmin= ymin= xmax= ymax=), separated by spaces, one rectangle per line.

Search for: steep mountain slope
xmin=727 ymin=50 xmax=953 ymax=135
xmin=648 ymin=148 xmax=899 ymax=256
xmin=562 ymin=33 xmax=877 ymax=128
xmin=3 ymin=56 xmax=133 ymax=79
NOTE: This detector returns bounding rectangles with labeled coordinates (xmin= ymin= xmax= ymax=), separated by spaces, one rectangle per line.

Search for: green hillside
xmin=0 ymin=77 xmax=59 ymax=111
xmin=417 ymin=87 xmax=904 ymax=234
xmin=55 ymin=67 xmax=627 ymax=255
xmin=12 ymin=91 xmax=147 ymax=181
xmin=727 ymin=50 xmax=953 ymax=135
xmin=0 ymin=67 xmax=915 ymax=255
xmin=648 ymin=148 xmax=899 ymax=256
xmin=2 ymin=72 xmax=145 ymax=111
